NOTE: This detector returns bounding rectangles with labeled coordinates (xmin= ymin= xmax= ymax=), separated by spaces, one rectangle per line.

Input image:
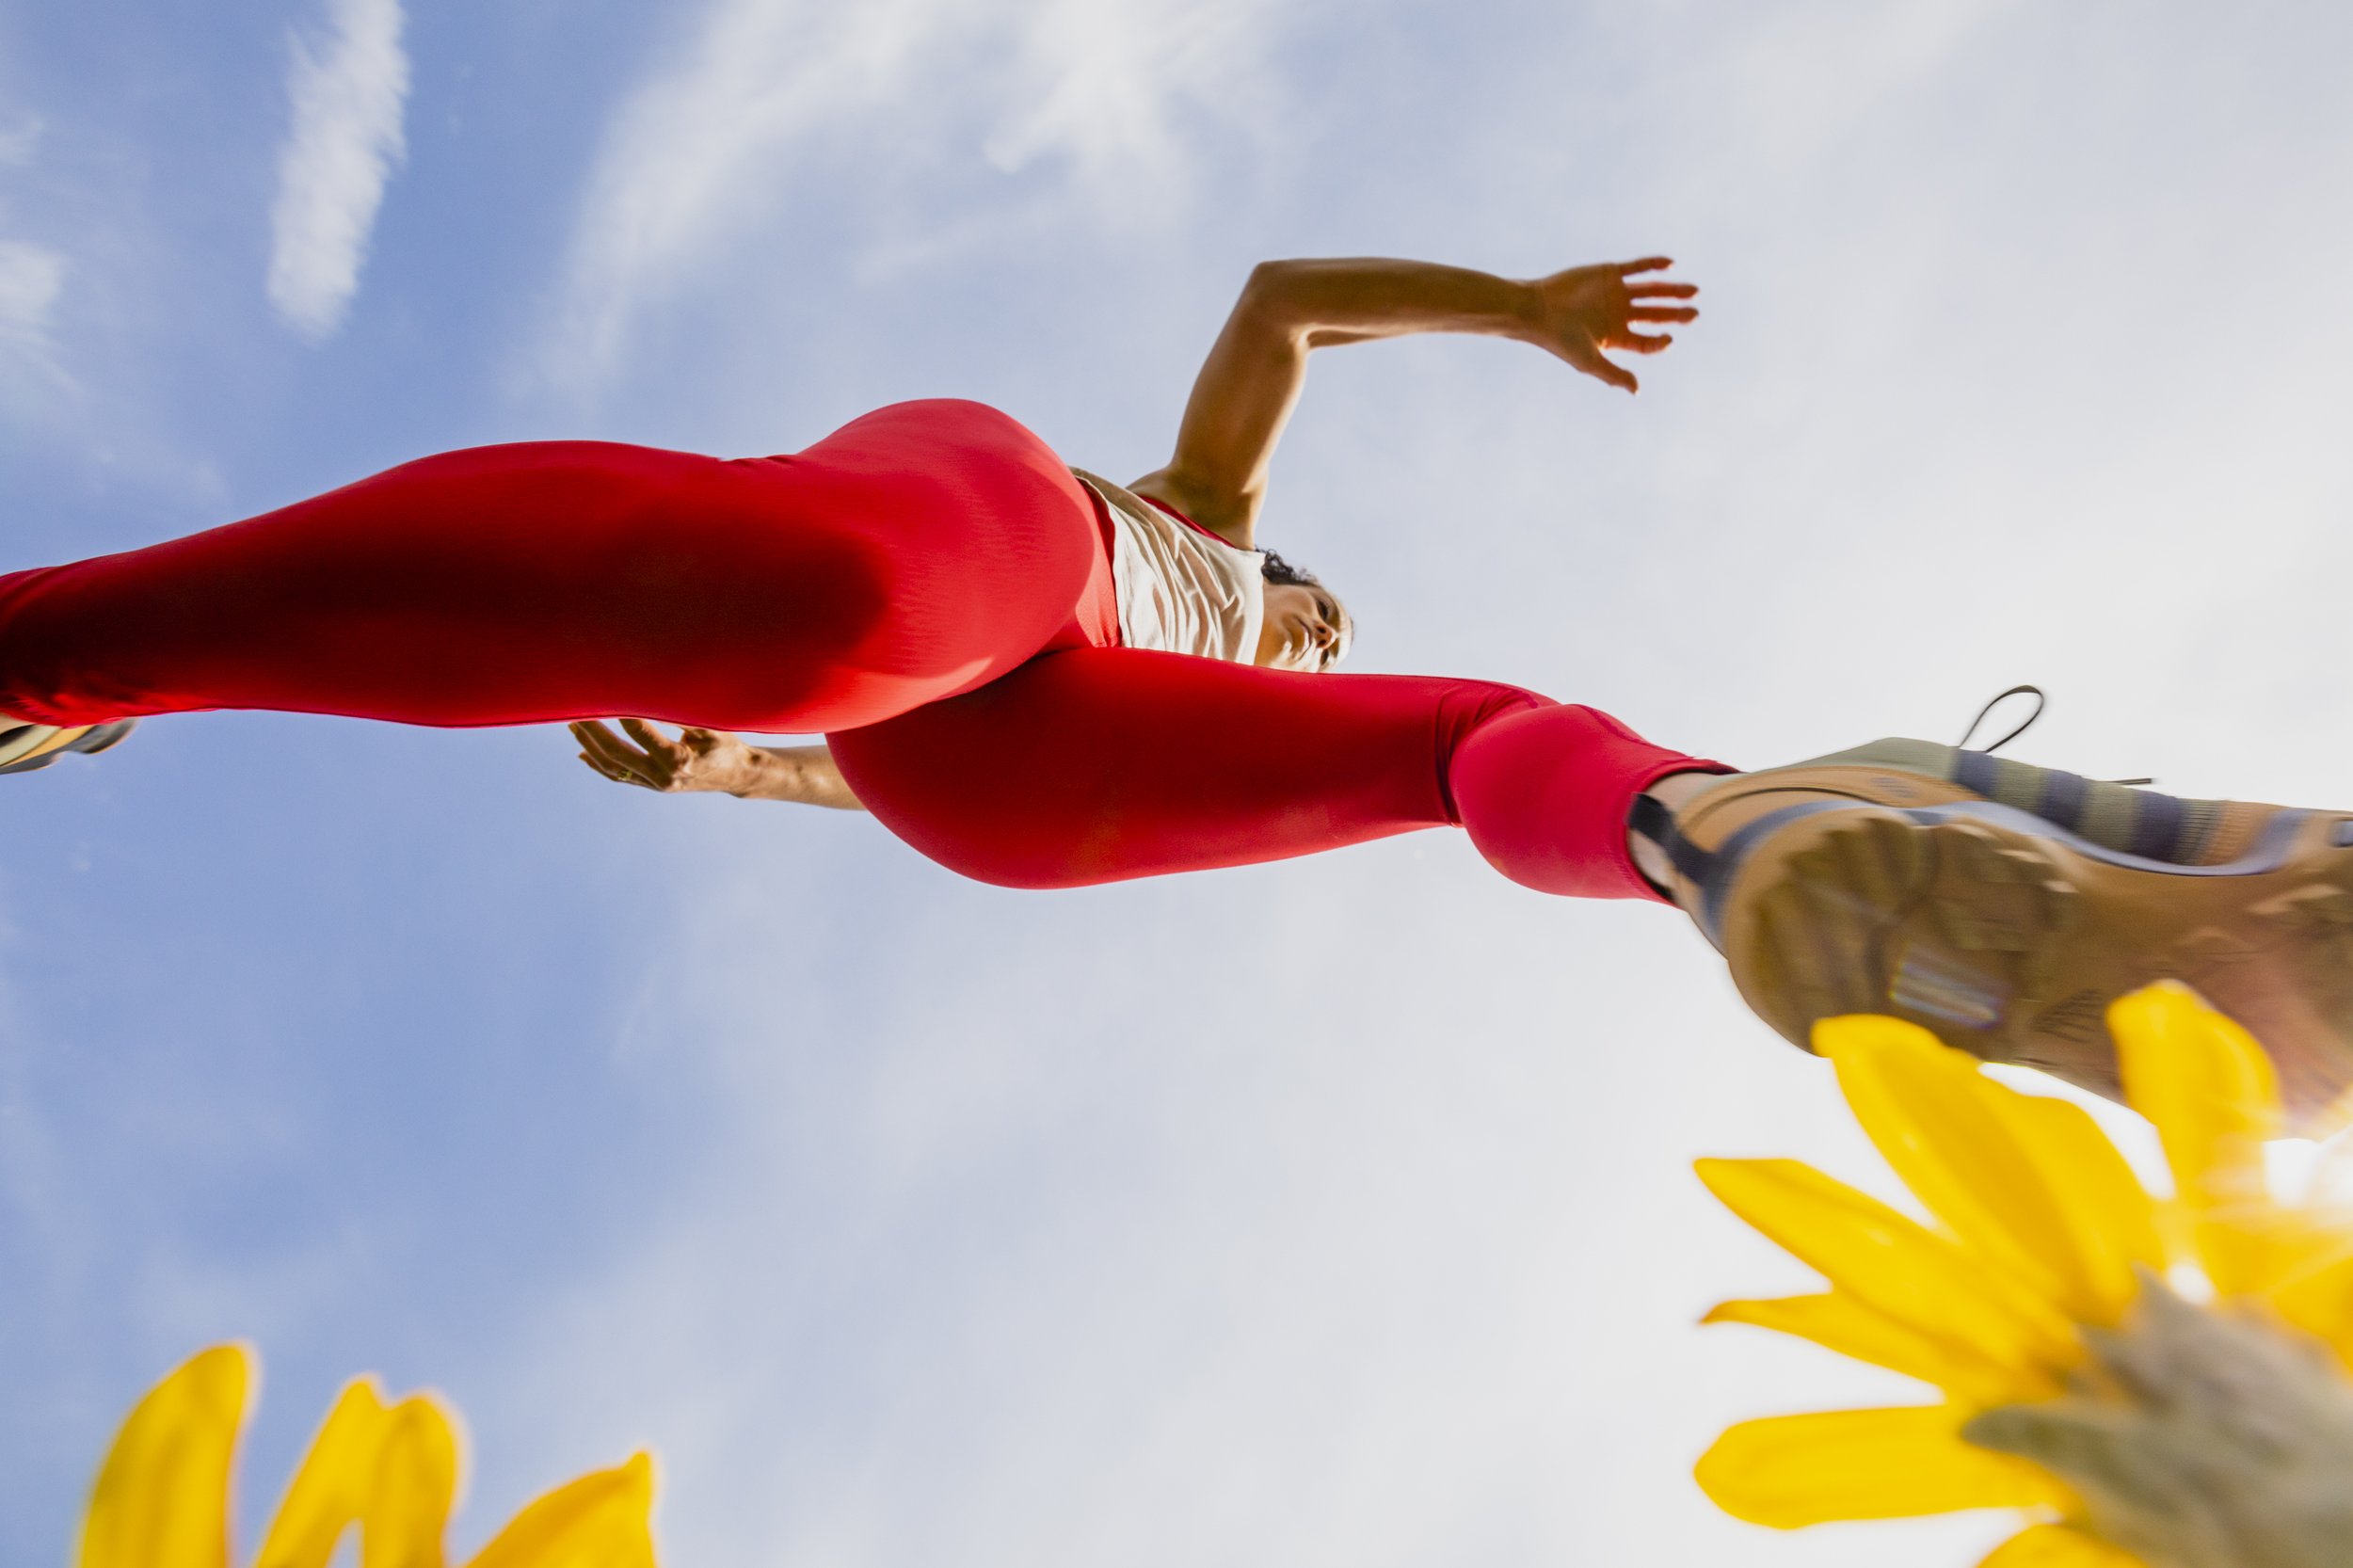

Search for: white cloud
xmin=20 ymin=1 xmax=2353 ymax=1562
xmin=539 ymin=0 xmax=1297 ymax=392
xmin=265 ymin=0 xmax=410 ymax=342
xmin=0 ymin=117 xmax=41 ymax=168
xmin=0 ymin=118 xmax=69 ymax=401
xmin=975 ymin=0 xmax=1282 ymax=184
xmin=463 ymin=7 xmax=2353 ymax=1566
xmin=0 ymin=240 xmax=64 ymax=358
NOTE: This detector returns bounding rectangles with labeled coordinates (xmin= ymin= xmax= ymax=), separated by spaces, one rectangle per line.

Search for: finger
xmin=1617 ymin=330 xmax=1673 ymax=355
xmin=679 ymin=726 xmax=729 ymax=754
xmin=1585 ymin=351 xmax=1639 ymax=392
xmin=573 ymin=719 xmax=652 ymax=770
xmin=619 ymin=717 xmax=678 ymax=753
xmin=581 ymin=752 xmax=639 ymax=785
xmin=1626 ymin=281 xmax=1699 ymax=298
xmin=579 ymin=723 xmax=664 ymax=784
xmin=577 ymin=751 xmax=642 ymax=788
xmin=575 ymin=721 xmax=646 ymax=770
xmin=1628 ymin=305 xmax=1698 ymax=324
xmin=620 ymin=718 xmax=689 ymax=769
xmin=598 ymin=746 xmax=662 ymax=788
xmin=1613 ymin=256 xmax=1673 ymax=276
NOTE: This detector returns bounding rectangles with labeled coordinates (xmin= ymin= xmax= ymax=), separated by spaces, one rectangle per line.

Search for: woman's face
xmin=1255 ymin=580 xmax=1353 ymax=672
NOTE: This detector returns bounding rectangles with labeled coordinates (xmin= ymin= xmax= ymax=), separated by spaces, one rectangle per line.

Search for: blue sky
xmin=6 ymin=1 xmax=2353 ymax=1563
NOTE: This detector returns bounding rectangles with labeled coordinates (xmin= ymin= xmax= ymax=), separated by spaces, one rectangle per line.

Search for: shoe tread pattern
xmin=1725 ymin=808 xmax=2353 ymax=1125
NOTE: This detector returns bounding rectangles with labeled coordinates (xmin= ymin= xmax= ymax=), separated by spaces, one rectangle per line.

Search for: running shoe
xmin=0 ymin=719 xmax=138 ymax=776
xmin=1635 ymin=692 xmax=2353 ymax=1126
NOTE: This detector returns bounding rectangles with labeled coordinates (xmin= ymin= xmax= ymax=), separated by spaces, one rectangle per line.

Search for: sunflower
xmin=1693 ymin=982 xmax=2353 ymax=1568
xmin=76 ymin=1343 xmax=659 ymax=1567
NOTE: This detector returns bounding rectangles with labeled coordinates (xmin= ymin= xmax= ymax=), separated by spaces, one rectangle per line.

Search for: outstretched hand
xmin=571 ymin=718 xmax=761 ymax=794
xmin=1521 ymin=257 xmax=1698 ymax=393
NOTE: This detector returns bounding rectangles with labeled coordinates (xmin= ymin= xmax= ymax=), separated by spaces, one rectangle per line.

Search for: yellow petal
xmin=464 ymin=1452 xmax=658 ymax=1568
xmin=364 ymin=1395 xmax=460 ymax=1568
xmin=2109 ymin=983 xmax=2281 ymax=1294
xmin=1694 ymin=1404 xmax=2073 ymax=1528
xmin=2001 ymin=1090 xmax=2165 ymax=1304
xmin=1975 ymin=1522 xmax=2142 ymax=1568
xmin=79 ymin=1344 xmax=254 ymax=1568
xmin=252 ymin=1383 xmax=458 ymax=1568
xmin=1817 ymin=1016 xmax=2141 ymax=1323
xmin=1703 ymin=1292 xmax=2026 ymax=1405
xmin=1695 ymin=1158 xmax=2077 ymax=1373
xmin=254 ymin=1380 xmax=388 ymax=1568
xmin=2257 ymin=1227 xmax=2353 ymax=1363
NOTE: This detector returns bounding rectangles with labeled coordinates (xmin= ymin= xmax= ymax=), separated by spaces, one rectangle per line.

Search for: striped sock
xmin=1807 ymin=738 xmax=2243 ymax=867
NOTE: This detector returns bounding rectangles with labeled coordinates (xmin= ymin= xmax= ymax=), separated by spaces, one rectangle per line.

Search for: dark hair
xmin=1258 ymin=546 xmax=1354 ymax=669
xmin=1259 ymin=548 xmax=1321 ymax=588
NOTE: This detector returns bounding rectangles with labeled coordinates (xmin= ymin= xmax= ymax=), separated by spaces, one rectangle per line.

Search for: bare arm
xmin=1128 ymin=256 xmax=1698 ymax=546
xmin=571 ymin=720 xmax=866 ymax=809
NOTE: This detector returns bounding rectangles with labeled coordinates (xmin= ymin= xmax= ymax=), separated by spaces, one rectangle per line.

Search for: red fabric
xmin=832 ymin=649 xmax=1531 ymax=886
xmin=0 ymin=400 xmax=1116 ymax=732
xmin=830 ymin=653 xmax=1702 ymax=897
xmin=1137 ymin=491 xmax=1223 ymax=542
xmin=1451 ymin=701 xmax=1730 ymax=902
xmin=0 ymin=398 xmax=1713 ymax=899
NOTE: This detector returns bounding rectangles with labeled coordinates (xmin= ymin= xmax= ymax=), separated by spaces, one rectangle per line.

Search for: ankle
xmin=1644 ymin=769 xmax=1722 ymax=813
xmin=1627 ymin=769 xmax=1737 ymax=897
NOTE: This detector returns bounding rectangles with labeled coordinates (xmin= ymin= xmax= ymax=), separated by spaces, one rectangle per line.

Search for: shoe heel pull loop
xmin=1958 ymin=683 xmax=2047 ymax=755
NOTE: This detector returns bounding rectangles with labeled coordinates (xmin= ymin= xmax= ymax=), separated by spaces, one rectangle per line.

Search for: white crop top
xmin=1072 ymin=469 xmax=1265 ymax=664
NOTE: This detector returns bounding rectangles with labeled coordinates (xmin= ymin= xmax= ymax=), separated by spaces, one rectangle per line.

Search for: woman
xmin=560 ymin=253 xmax=1675 ymax=808
xmin=0 ymin=252 xmax=1693 ymax=809
xmin=8 ymin=256 xmax=2352 ymax=1122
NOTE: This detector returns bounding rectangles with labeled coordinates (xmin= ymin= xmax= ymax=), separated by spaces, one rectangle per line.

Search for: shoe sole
xmin=0 ymin=719 xmax=136 ymax=776
xmin=75 ymin=720 xmax=136 ymax=756
xmin=1716 ymin=800 xmax=2353 ymax=1127
xmin=0 ymin=724 xmax=72 ymax=768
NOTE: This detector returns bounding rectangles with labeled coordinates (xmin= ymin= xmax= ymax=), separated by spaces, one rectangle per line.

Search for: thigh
xmin=0 ymin=403 xmax=1113 ymax=732
xmin=746 ymin=399 xmax=1116 ymax=727
xmin=829 ymin=647 xmax=1544 ymax=888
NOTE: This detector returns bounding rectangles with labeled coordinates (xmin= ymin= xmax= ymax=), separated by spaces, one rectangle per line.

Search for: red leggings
xmin=0 ymin=400 xmax=1713 ymax=900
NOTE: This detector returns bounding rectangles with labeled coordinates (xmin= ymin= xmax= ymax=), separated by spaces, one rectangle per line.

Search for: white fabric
xmin=1072 ymin=469 xmax=1264 ymax=664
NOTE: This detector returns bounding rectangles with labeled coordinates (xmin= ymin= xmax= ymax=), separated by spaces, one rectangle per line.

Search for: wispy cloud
xmin=265 ymin=0 xmax=409 ymax=342
xmin=0 ymin=240 xmax=64 ymax=359
xmin=0 ymin=118 xmax=70 ymax=405
xmin=0 ymin=120 xmax=41 ymax=168
xmin=539 ymin=0 xmax=1296 ymax=392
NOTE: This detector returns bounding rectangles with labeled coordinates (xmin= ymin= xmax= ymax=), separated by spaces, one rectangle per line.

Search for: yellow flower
xmin=77 ymin=1343 xmax=660 ymax=1568
xmin=1693 ymin=982 xmax=2353 ymax=1568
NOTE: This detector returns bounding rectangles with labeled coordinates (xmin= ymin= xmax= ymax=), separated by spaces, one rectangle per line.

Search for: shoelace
xmin=1629 ymin=686 xmax=2158 ymax=908
xmin=1957 ymin=683 xmax=2153 ymax=786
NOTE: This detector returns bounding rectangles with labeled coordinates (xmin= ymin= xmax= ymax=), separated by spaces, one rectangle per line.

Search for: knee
xmin=1451 ymin=702 xmax=1683 ymax=900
